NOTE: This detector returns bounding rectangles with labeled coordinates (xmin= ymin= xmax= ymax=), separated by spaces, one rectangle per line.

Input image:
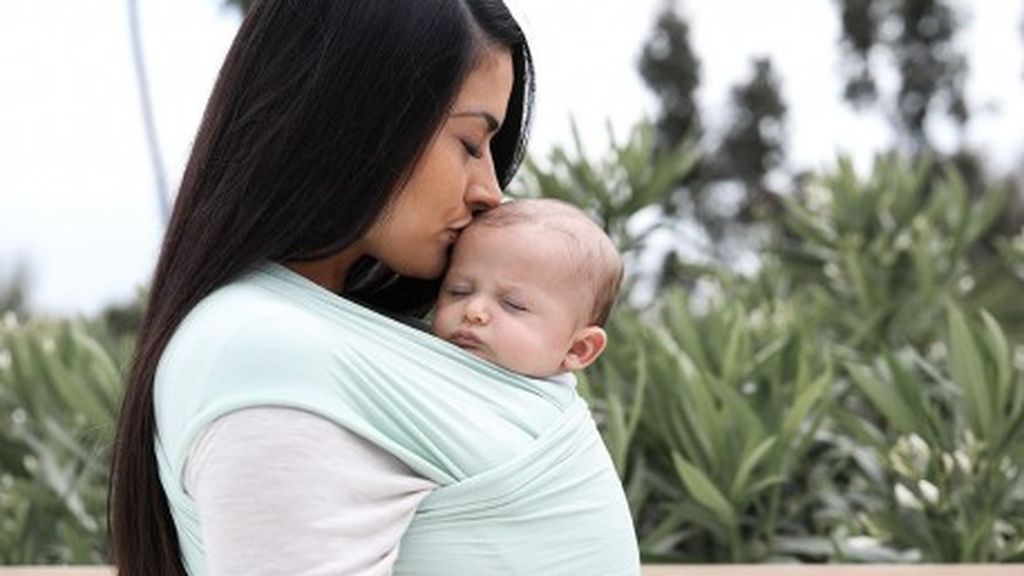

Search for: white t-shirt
xmin=184 ymin=373 xmax=576 ymax=575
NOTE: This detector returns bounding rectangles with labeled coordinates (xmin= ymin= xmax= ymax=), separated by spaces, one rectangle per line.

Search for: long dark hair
xmin=109 ymin=1 xmax=534 ymax=573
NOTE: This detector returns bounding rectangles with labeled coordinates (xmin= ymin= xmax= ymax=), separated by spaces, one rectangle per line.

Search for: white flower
xmin=891 ymin=434 xmax=930 ymax=479
xmin=927 ymin=341 xmax=948 ymax=363
xmin=907 ymin=434 xmax=930 ymax=460
xmin=917 ymin=480 xmax=940 ymax=505
xmin=893 ymin=231 xmax=912 ymax=252
xmin=748 ymin=308 xmax=767 ymax=331
xmin=957 ymin=275 xmax=976 ymax=294
xmin=1000 ymin=457 xmax=1019 ymax=479
xmin=894 ymin=483 xmax=922 ymax=510
xmin=954 ymin=450 xmax=972 ymax=474
xmin=994 ymin=520 xmax=1016 ymax=551
xmin=805 ymin=182 xmax=833 ymax=215
xmin=941 ymin=453 xmax=956 ymax=474
xmin=845 ymin=536 xmax=881 ymax=552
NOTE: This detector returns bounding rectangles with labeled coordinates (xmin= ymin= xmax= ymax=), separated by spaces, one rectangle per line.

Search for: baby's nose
xmin=464 ymin=299 xmax=490 ymax=324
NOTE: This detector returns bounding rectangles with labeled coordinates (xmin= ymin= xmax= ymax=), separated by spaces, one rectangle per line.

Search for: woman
xmin=110 ymin=1 xmax=640 ymax=574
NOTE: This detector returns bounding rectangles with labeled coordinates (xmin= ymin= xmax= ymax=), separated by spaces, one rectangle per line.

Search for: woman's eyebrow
xmin=451 ymin=111 xmax=500 ymax=133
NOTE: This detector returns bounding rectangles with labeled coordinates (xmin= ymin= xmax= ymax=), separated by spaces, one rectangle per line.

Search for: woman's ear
xmin=561 ymin=326 xmax=607 ymax=372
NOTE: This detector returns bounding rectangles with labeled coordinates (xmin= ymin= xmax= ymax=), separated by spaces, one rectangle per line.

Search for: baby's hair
xmin=473 ymin=198 xmax=623 ymax=326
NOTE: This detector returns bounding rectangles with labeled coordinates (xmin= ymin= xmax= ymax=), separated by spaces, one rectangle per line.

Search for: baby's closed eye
xmin=444 ymin=284 xmax=473 ymax=297
xmin=501 ymin=297 xmax=528 ymax=312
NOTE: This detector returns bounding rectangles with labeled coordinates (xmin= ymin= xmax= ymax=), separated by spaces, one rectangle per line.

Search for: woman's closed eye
xmin=461 ymin=139 xmax=484 ymax=159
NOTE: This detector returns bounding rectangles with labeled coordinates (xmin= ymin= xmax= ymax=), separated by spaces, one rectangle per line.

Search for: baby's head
xmin=431 ymin=198 xmax=623 ymax=378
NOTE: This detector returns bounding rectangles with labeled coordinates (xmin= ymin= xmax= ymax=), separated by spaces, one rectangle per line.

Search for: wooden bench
xmin=643 ymin=567 xmax=1023 ymax=575
xmin=1 ymin=566 xmax=1020 ymax=575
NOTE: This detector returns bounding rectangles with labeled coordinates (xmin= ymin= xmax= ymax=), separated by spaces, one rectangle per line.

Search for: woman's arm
xmin=185 ymin=407 xmax=436 ymax=575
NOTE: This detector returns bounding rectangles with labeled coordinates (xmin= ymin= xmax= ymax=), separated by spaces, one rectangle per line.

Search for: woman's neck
xmin=285 ymin=247 xmax=363 ymax=293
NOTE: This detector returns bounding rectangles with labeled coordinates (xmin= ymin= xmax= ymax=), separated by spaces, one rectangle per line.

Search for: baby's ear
xmin=561 ymin=326 xmax=607 ymax=372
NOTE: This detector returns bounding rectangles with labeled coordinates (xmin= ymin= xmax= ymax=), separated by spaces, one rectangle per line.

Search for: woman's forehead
xmin=450 ymin=47 xmax=514 ymax=127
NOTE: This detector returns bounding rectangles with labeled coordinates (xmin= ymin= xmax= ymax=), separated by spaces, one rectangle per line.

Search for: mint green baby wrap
xmin=154 ymin=264 xmax=641 ymax=575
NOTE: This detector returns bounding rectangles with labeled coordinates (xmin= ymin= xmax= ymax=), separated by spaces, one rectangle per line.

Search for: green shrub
xmin=523 ymin=126 xmax=1024 ymax=563
xmin=3 ymin=123 xmax=1024 ymax=565
xmin=845 ymin=306 xmax=1024 ymax=562
xmin=583 ymin=290 xmax=831 ymax=562
xmin=0 ymin=315 xmax=119 ymax=563
xmin=779 ymin=155 xmax=1023 ymax=347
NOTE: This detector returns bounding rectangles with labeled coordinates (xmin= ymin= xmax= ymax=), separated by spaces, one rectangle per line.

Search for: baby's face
xmin=431 ymin=223 xmax=589 ymax=378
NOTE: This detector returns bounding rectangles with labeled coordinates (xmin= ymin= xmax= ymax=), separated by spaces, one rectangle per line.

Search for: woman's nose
xmin=465 ymin=163 xmax=502 ymax=213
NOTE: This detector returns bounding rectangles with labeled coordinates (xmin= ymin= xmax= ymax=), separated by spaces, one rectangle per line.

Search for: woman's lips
xmin=445 ymin=218 xmax=473 ymax=243
xmin=450 ymin=217 xmax=473 ymax=231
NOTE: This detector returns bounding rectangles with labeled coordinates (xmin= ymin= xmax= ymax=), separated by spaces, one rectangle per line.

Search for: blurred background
xmin=4 ymin=0 xmax=1021 ymax=315
xmin=3 ymin=0 xmax=1024 ymax=566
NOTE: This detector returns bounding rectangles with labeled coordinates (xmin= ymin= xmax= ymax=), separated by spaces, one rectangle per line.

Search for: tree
xmin=833 ymin=0 xmax=1022 ymax=236
xmin=637 ymin=5 xmax=790 ymax=274
xmin=638 ymin=5 xmax=702 ymax=152
xmin=715 ymin=57 xmax=788 ymax=211
xmin=834 ymin=0 xmax=969 ymax=155
xmin=0 ymin=262 xmax=30 ymax=319
xmin=224 ymin=0 xmax=253 ymax=13
xmin=127 ymin=0 xmax=171 ymax=224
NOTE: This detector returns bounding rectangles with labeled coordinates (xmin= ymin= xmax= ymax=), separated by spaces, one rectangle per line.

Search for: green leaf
xmin=884 ymin=352 xmax=942 ymax=446
xmin=979 ymin=310 xmax=1012 ymax=416
xmin=781 ymin=368 xmax=829 ymax=441
xmin=720 ymin=309 xmax=749 ymax=389
xmin=672 ymin=452 xmax=737 ymax=532
xmin=966 ymin=184 xmax=1009 ymax=246
xmin=730 ymin=436 xmax=777 ymax=501
xmin=946 ymin=305 xmax=995 ymax=442
xmin=847 ymin=362 xmax=918 ymax=436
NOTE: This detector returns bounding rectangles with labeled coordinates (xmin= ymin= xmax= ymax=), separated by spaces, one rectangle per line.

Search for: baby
xmin=431 ymin=198 xmax=623 ymax=379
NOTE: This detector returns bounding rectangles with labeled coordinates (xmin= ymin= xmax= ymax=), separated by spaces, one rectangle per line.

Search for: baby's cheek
xmin=429 ymin=306 xmax=448 ymax=335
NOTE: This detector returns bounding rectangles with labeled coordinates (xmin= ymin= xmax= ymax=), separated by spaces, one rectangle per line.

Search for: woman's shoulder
xmin=164 ymin=276 xmax=340 ymax=374
xmin=154 ymin=272 xmax=348 ymax=418
xmin=153 ymin=272 xmax=351 ymax=462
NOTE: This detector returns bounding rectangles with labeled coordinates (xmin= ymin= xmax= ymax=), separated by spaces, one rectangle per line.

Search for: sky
xmin=1 ymin=0 xmax=1022 ymax=316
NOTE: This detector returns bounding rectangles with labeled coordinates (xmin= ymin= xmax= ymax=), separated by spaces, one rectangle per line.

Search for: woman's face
xmin=363 ymin=46 xmax=515 ymax=279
